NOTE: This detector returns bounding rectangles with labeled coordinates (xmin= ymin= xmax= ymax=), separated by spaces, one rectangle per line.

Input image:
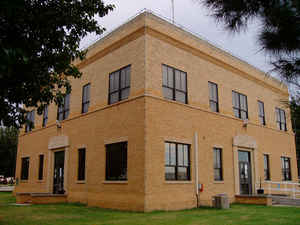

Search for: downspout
xmin=194 ymin=132 xmax=199 ymax=207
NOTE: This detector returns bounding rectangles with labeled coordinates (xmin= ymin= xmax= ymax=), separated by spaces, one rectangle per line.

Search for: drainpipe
xmin=194 ymin=132 xmax=199 ymax=207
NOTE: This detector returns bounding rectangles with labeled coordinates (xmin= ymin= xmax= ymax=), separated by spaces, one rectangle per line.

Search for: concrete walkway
xmin=0 ymin=186 xmax=14 ymax=192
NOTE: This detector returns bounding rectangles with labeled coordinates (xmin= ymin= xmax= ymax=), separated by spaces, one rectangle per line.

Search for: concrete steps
xmin=272 ymin=196 xmax=300 ymax=206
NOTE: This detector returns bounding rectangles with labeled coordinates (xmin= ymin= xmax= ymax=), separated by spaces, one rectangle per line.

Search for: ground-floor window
xmin=21 ymin=157 xmax=30 ymax=180
xmin=264 ymin=154 xmax=270 ymax=180
xmin=105 ymin=142 xmax=127 ymax=181
xmin=213 ymin=148 xmax=223 ymax=181
xmin=78 ymin=148 xmax=86 ymax=181
xmin=38 ymin=155 xmax=44 ymax=180
xmin=281 ymin=156 xmax=291 ymax=181
xmin=165 ymin=142 xmax=190 ymax=181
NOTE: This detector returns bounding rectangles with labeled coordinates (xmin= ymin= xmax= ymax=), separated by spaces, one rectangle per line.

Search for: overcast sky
xmin=81 ymin=0 xmax=276 ymax=78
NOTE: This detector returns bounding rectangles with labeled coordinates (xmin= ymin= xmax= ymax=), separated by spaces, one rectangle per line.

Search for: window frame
xmin=258 ymin=101 xmax=266 ymax=125
xmin=108 ymin=65 xmax=131 ymax=105
xmin=281 ymin=156 xmax=291 ymax=181
xmin=208 ymin=81 xmax=219 ymax=113
xmin=162 ymin=64 xmax=188 ymax=104
xmin=264 ymin=154 xmax=270 ymax=181
xmin=38 ymin=154 xmax=44 ymax=180
xmin=77 ymin=148 xmax=86 ymax=181
xmin=165 ymin=141 xmax=191 ymax=181
xmin=42 ymin=105 xmax=48 ymax=127
xmin=25 ymin=110 xmax=35 ymax=133
xmin=21 ymin=157 xmax=30 ymax=180
xmin=232 ymin=91 xmax=248 ymax=119
xmin=57 ymin=94 xmax=70 ymax=121
xmin=213 ymin=148 xmax=223 ymax=181
xmin=276 ymin=108 xmax=287 ymax=131
xmin=82 ymin=83 xmax=91 ymax=114
xmin=105 ymin=142 xmax=128 ymax=181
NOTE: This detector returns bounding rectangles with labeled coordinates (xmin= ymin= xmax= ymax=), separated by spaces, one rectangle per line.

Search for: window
xmin=208 ymin=82 xmax=219 ymax=112
xmin=165 ymin=142 xmax=190 ymax=181
xmin=108 ymin=66 xmax=130 ymax=104
xmin=82 ymin=83 xmax=90 ymax=113
xmin=213 ymin=148 xmax=223 ymax=181
xmin=21 ymin=157 xmax=29 ymax=180
xmin=78 ymin=148 xmax=86 ymax=181
xmin=258 ymin=101 xmax=266 ymax=125
xmin=264 ymin=154 xmax=270 ymax=180
xmin=232 ymin=91 xmax=248 ymax=119
xmin=57 ymin=94 xmax=70 ymax=121
xmin=42 ymin=106 xmax=48 ymax=127
xmin=106 ymin=142 xmax=127 ymax=181
xmin=276 ymin=108 xmax=287 ymax=131
xmin=25 ymin=110 xmax=35 ymax=132
xmin=162 ymin=64 xmax=187 ymax=104
xmin=38 ymin=155 xmax=44 ymax=180
xmin=281 ymin=157 xmax=291 ymax=181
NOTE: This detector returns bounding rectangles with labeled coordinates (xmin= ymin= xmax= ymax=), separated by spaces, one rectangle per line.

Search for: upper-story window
xmin=276 ymin=108 xmax=287 ymax=131
xmin=208 ymin=82 xmax=219 ymax=112
xmin=108 ymin=65 xmax=131 ymax=104
xmin=57 ymin=94 xmax=70 ymax=121
xmin=82 ymin=83 xmax=90 ymax=113
xmin=258 ymin=101 xmax=266 ymax=125
xmin=162 ymin=64 xmax=187 ymax=104
xmin=42 ymin=105 xmax=48 ymax=127
xmin=25 ymin=110 xmax=35 ymax=133
xmin=232 ymin=91 xmax=248 ymax=120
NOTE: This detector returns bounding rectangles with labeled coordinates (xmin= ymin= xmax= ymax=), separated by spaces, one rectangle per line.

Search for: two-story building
xmin=15 ymin=11 xmax=298 ymax=211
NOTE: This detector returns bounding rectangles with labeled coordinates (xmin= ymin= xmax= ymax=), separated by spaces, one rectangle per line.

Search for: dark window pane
xmin=170 ymin=143 xmax=176 ymax=166
xmin=214 ymin=169 xmax=222 ymax=181
xmin=167 ymin=67 xmax=173 ymax=87
xmin=241 ymin=111 xmax=247 ymax=120
xmin=121 ymin=88 xmax=130 ymax=100
xmin=210 ymin=102 xmax=218 ymax=112
xmin=175 ymin=70 xmax=181 ymax=90
xmin=234 ymin=109 xmax=239 ymax=118
xmin=78 ymin=148 xmax=86 ymax=181
xmin=175 ymin=91 xmax=186 ymax=103
xmin=125 ymin=67 xmax=130 ymax=87
xmin=177 ymin=167 xmax=188 ymax=180
xmin=162 ymin=65 xmax=168 ymax=86
xmin=121 ymin=69 xmax=126 ymax=88
xmin=38 ymin=155 xmax=44 ymax=180
xmin=106 ymin=142 xmax=127 ymax=181
xmin=21 ymin=157 xmax=29 ymax=180
xmin=183 ymin=145 xmax=189 ymax=166
xmin=163 ymin=87 xmax=173 ymax=100
xmin=110 ymin=92 xmax=119 ymax=104
xmin=177 ymin=144 xmax=184 ymax=166
xmin=165 ymin=167 xmax=176 ymax=180
xmin=165 ymin=143 xmax=170 ymax=165
xmin=181 ymin=72 xmax=186 ymax=91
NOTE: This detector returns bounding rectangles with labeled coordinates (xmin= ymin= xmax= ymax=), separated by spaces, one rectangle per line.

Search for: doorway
xmin=238 ymin=151 xmax=252 ymax=195
xmin=53 ymin=151 xmax=65 ymax=194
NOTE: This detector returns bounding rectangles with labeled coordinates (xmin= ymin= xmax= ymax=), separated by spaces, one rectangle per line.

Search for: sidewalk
xmin=0 ymin=186 xmax=14 ymax=192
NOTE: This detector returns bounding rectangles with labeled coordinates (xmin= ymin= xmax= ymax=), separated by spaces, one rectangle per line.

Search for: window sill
xmin=20 ymin=180 xmax=28 ymax=183
xmin=37 ymin=180 xmax=45 ymax=183
xmin=213 ymin=181 xmax=224 ymax=184
xmin=76 ymin=180 xmax=86 ymax=184
xmin=165 ymin=181 xmax=193 ymax=184
xmin=103 ymin=181 xmax=128 ymax=184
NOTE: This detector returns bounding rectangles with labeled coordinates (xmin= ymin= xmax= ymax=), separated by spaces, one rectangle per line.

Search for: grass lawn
xmin=0 ymin=192 xmax=300 ymax=225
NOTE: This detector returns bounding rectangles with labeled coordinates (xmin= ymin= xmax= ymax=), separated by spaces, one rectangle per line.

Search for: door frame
xmin=238 ymin=151 xmax=252 ymax=195
xmin=53 ymin=150 xmax=65 ymax=194
xmin=233 ymin=135 xmax=259 ymax=195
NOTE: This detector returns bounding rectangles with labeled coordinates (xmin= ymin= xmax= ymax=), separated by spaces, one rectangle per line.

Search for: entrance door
xmin=238 ymin=151 xmax=252 ymax=195
xmin=53 ymin=151 xmax=65 ymax=194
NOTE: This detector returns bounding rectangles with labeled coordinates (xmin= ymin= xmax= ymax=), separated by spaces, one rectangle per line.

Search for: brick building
xmin=15 ymin=11 xmax=298 ymax=211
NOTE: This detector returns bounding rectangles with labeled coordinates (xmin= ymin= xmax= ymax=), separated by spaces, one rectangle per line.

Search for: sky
xmin=81 ymin=0 xmax=276 ymax=79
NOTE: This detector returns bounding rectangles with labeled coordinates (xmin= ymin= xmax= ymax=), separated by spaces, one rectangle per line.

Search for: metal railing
xmin=255 ymin=181 xmax=300 ymax=199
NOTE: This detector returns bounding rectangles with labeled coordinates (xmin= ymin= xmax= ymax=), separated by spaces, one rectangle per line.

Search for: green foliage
xmin=201 ymin=0 xmax=300 ymax=88
xmin=0 ymin=127 xmax=18 ymax=177
xmin=0 ymin=0 xmax=114 ymax=128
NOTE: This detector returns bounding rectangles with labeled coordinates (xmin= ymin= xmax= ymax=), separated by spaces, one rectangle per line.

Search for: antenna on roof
xmin=171 ymin=0 xmax=175 ymax=23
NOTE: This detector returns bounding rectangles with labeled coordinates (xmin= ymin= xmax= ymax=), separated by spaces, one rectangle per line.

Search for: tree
xmin=200 ymin=0 xmax=300 ymax=88
xmin=0 ymin=0 xmax=114 ymax=128
xmin=0 ymin=127 xmax=18 ymax=177
xmin=289 ymin=98 xmax=300 ymax=178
